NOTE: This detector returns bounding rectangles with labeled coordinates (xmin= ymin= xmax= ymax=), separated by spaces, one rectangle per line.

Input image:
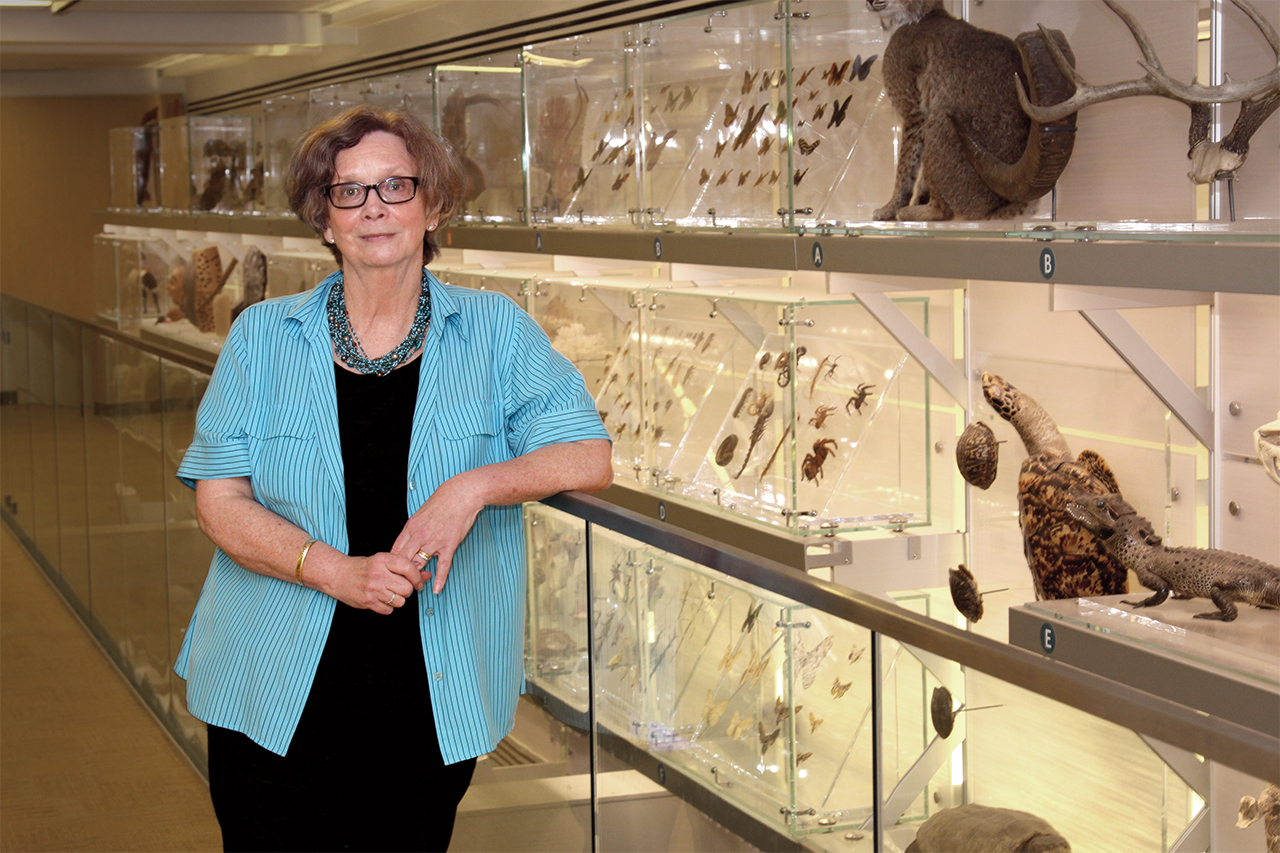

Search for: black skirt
xmin=209 ymin=358 xmax=475 ymax=852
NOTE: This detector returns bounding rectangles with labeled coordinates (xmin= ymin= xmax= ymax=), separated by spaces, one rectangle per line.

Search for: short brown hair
xmin=287 ymin=105 xmax=464 ymax=265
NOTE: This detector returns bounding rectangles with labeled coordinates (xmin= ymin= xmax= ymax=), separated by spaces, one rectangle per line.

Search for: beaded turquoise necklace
xmin=326 ymin=269 xmax=431 ymax=376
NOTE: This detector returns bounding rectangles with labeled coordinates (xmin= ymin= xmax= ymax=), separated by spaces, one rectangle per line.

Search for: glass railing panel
xmin=161 ymin=359 xmax=212 ymax=754
xmin=109 ymin=345 xmax=170 ymax=710
xmin=84 ymin=333 xmax=128 ymax=652
xmin=1 ymin=297 xmax=33 ymax=532
xmin=26 ymin=305 xmax=62 ymax=574
xmin=52 ymin=315 xmax=90 ymax=603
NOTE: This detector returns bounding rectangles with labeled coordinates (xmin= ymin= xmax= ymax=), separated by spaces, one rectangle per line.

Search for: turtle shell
xmin=956 ymin=421 xmax=998 ymax=489
xmin=1019 ymin=449 xmax=1128 ymax=600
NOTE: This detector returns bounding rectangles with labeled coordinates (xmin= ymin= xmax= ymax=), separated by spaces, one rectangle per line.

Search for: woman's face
xmin=322 ymin=130 xmax=435 ymax=275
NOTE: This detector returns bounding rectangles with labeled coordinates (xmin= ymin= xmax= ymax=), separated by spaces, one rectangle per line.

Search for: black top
xmin=295 ymin=358 xmax=430 ymax=740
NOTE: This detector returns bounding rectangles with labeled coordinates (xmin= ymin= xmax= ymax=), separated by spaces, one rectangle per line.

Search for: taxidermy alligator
xmin=867 ymin=0 xmax=1079 ymax=221
xmin=1066 ymin=487 xmax=1280 ymax=622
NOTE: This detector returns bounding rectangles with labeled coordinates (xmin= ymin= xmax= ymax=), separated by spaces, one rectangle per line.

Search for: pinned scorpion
xmin=846 ymin=383 xmax=876 ymax=415
xmin=802 ymin=438 xmax=838 ymax=483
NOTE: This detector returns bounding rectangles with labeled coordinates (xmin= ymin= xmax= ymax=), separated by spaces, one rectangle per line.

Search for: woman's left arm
xmin=391 ymin=438 xmax=612 ymax=593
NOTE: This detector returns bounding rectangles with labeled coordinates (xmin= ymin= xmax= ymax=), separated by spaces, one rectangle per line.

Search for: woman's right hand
xmin=329 ymin=551 xmax=424 ymax=615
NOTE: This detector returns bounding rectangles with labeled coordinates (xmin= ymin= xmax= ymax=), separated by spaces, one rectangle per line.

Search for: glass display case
xmin=260 ymin=93 xmax=309 ymax=214
xmin=523 ymin=27 xmax=640 ymax=226
xmin=157 ymin=114 xmax=254 ymax=213
xmin=436 ymin=53 xmax=526 ymax=224
xmin=637 ymin=2 xmax=791 ymax=229
xmin=93 ymin=233 xmax=175 ymax=333
xmin=264 ymin=248 xmax=338 ymax=300
xmin=108 ymin=125 xmax=162 ymax=211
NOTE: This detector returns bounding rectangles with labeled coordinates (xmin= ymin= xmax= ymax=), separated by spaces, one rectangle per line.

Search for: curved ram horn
xmin=958 ymin=28 xmax=1079 ymax=204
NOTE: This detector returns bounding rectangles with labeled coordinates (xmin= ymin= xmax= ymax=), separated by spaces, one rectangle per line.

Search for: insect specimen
xmin=679 ymin=85 xmax=697 ymax=109
xmin=736 ymin=396 xmax=775 ymax=478
xmin=732 ymin=388 xmax=754 ymax=418
xmin=700 ymin=333 xmax=715 ymax=354
xmin=682 ymin=364 xmax=696 ymax=385
xmin=724 ymin=102 xmax=741 ymax=127
xmin=727 ymin=712 xmax=753 ymax=740
xmin=742 ymin=601 xmax=764 ymax=633
xmin=774 ymin=697 xmax=803 ymax=725
xmin=798 ymin=138 xmax=821 ymax=156
xmin=732 ymin=104 xmax=768 ymax=151
xmin=807 ymin=89 xmax=821 ymax=101
xmin=823 ymin=59 xmax=851 ymax=86
xmin=758 ymin=424 xmax=791 ymax=481
xmin=700 ymin=168 xmax=711 ymax=186
xmin=741 ymin=650 xmax=771 ymax=688
xmin=767 ymin=170 xmax=780 ymax=185
xmin=774 ymin=346 xmax=806 ymax=387
xmin=809 ymin=354 xmax=848 ymax=398
xmin=653 ymin=425 xmax=665 ymax=443
xmin=796 ymin=66 xmax=815 ymax=87
xmin=808 ymin=710 xmax=824 ymax=735
xmin=793 ymin=168 xmax=809 ymax=186
xmin=758 ymin=352 xmax=772 ymax=369
xmin=794 ymin=634 xmax=833 ymax=689
xmin=591 ymin=139 xmax=607 ymax=161
xmin=716 ymin=170 xmax=731 ymax=186
xmin=758 ymin=69 xmax=774 ymax=91
xmin=664 ymin=89 xmax=680 ymax=112
xmin=754 ymin=172 xmax=768 ymax=187
xmin=853 ymin=53 xmax=878 ymax=82
xmin=758 ymin=136 xmax=774 ymax=157
xmin=718 ymin=642 xmax=743 ymax=673
xmin=949 ymin=563 xmax=985 ymax=623
xmin=758 ymin=722 xmax=781 ymax=754
xmin=797 ymin=752 xmax=813 ymax=764
xmin=714 ymin=138 xmax=729 ymax=158
xmin=775 ymin=99 xmax=788 ymax=123
xmin=812 ymin=103 xmax=827 ymax=122
xmin=702 ymin=690 xmax=731 ymax=727
xmin=625 ymin=148 xmax=636 ymax=168
xmin=831 ymin=676 xmax=852 ymax=699
xmin=741 ymin=68 xmax=761 ymax=94
xmin=571 ymin=167 xmax=592 ymax=192
xmin=715 ymin=434 xmax=739 ymax=467
xmin=645 ymin=129 xmax=678 ymax=171
xmin=802 ymin=438 xmax=838 ymax=483
xmin=828 ymin=95 xmax=852 ymax=129
xmin=737 ymin=171 xmax=752 ymax=186
xmin=848 ymin=642 xmax=864 ymax=664
xmin=845 ymin=382 xmax=876 ymax=415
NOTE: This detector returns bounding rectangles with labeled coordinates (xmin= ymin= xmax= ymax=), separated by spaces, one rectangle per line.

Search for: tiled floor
xmin=0 ymin=525 xmax=221 ymax=853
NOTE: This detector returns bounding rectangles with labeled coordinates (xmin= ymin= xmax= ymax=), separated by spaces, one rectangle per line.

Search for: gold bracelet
xmin=295 ymin=539 xmax=317 ymax=585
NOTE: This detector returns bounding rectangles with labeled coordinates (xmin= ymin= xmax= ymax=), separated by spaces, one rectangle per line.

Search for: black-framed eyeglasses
xmin=323 ymin=176 xmax=420 ymax=209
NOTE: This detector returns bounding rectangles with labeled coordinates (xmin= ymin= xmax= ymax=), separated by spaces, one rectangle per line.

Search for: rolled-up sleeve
xmin=499 ymin=302 xmax=609 ymax=457
xmin=176 ymin=322 xmax=253 ymax=489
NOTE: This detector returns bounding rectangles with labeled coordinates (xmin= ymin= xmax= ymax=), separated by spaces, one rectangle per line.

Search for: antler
xmin=1017 ymin=0 xmax=1280 ymax=123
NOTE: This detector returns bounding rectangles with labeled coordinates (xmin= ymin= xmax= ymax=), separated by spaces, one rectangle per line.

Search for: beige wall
xmin=0 ymin=95 xmax=166 ymax=321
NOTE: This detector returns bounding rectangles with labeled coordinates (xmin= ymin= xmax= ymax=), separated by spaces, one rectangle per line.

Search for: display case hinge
xmin=803 ymin=535 xmax=852 ymax=569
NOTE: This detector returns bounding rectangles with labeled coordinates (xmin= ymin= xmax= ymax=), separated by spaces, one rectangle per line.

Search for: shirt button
xmin=433 ymin=671 xmax=443 ymax=681
xmin=426 ymin=608 xmax=434 ymax=617
xmin=408 ymin=480 xmax=417 ymax=490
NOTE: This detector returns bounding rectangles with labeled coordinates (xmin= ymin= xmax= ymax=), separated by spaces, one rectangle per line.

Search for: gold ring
xmin=386 ymin=593 xmax=396 ymax=606
xmin=416 ymin=550 xmax=431 ymax=562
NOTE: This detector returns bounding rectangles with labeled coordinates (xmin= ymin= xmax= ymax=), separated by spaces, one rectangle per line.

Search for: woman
xmin=174 ymin=105 xmax=612 ymax=852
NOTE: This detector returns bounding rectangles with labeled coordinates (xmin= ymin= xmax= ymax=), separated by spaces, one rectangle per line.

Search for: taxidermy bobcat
xmin=869 ymin=0 xmax=1078 ymax=221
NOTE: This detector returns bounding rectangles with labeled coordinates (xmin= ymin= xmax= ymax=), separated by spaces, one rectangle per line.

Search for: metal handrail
xmin=544 ymin=490 xmax=1279 ymax=783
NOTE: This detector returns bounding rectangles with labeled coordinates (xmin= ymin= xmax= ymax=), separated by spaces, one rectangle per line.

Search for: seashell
xmin=715 ymin=434 xmax=739 ymax=467
xmin=956 ymin=420 xmax=998 ymax=489
xmin=231 ymin=246 xmax=267 ymax=322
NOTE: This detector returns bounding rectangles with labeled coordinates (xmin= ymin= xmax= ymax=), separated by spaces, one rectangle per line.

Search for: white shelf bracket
xmin=851 ymin=290 xmax=968 ymax=407
xmin=1079 ymin=308 xmax=1215 ymax=449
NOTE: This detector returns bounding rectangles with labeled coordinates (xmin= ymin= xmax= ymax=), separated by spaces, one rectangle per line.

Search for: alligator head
xmin=1066 ymin=487 xmax=1161 ymax=546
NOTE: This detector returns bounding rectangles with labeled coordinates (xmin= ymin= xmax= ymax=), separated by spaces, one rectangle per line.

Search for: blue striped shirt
xmin=174 ymin=269 xmax=609 ymax=761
